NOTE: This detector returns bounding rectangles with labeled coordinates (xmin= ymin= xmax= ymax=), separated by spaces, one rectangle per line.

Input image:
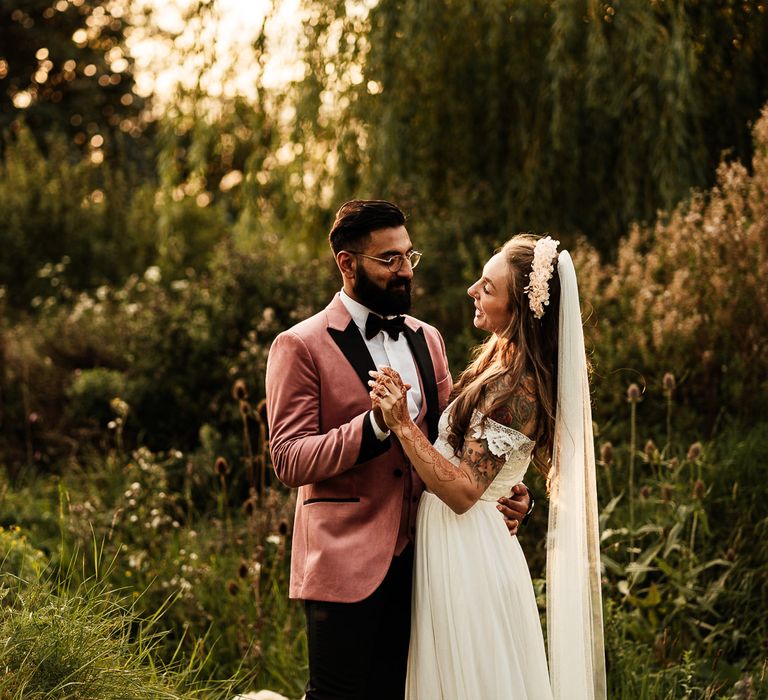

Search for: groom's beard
xmin=353 ymin=267 xmax=412 ymax=316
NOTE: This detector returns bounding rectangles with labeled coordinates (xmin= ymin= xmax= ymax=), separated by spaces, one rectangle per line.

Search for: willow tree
xmin=298 ymin=0 xmax=768 ymax=249
xmin=293 ymin=0 xmax=768 ymax=356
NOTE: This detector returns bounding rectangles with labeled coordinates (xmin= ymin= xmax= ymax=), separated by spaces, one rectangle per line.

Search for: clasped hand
xmin=368 ymin=367 xmax=411 ymax=432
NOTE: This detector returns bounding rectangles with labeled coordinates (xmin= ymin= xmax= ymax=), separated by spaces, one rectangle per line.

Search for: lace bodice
xmin=432 ymin=405 xmax=535 ymax=501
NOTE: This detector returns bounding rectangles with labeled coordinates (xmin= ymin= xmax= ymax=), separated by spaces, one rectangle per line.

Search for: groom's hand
xmin=372 ymin=405 xmax=388 ymax=432
xmin=497 ymin=483 xmax=532 ymax=536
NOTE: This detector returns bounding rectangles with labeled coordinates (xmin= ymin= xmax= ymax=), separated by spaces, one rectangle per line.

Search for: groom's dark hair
xmin=329 ymin=200 xmax=406 ymax=254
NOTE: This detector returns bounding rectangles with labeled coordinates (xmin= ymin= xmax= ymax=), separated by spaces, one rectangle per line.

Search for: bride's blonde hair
xmin=447 ymin=234 xmax=561 ymax=476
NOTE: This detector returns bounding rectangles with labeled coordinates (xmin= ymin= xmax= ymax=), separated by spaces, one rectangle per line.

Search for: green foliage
xmin=0 ymin=430 xmax=307 ymax=696
xmin=0 ymin=125 xmax=157 ymax=306
xmin=0 ymin=523 xmax=47 ymax=580
xmin=65 ymin=367 xmax=125 ymax=427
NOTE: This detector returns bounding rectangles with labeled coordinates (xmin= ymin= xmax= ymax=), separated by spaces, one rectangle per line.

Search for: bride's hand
xmin=368 ymin=368 xmax=411 ymax=433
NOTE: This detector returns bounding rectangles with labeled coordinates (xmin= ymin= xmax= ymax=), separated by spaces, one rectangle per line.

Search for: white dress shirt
xmin=339 ymin=290 xmax=423 ymax=438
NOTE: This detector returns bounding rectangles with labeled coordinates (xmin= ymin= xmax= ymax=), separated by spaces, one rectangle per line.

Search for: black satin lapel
xmin=328 ymin=320 xmax=377 ymax=390
xmin=404 ymin=326 xmax=439 ymax=442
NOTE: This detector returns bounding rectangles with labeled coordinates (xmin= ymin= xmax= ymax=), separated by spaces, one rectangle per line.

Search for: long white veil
xmin=546 ymin=250 xmax=607 ymax=700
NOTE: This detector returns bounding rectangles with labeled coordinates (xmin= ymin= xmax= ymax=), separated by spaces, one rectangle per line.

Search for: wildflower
xmin=110 ymin=397 xmax=129 ymax=417
xmin=144 ymin=266 xmax=161 ymax=283
xmin=266 ymin=535 xmax=281 ymax=546
xmin=215 ymin=457 xmax=229 ymax=476
xmin=599 ymin=442 xmax=613 ymax=465
xmin=667 ymin=457 xmax=679 ymax=469
xmin=662 ymin=372 xmax=676 ymax=393
xmin=687 ymin=442 xmax=702 ymax=461
xmin=626 ymin=383 xmax=641 ymax=402
xmin=232 ymin=378 xmax=249 ymax=401
xmin=644 ymin=439 xmax=657 ymax=459
xmin=693 ymin=479 xmax=706 ymax=500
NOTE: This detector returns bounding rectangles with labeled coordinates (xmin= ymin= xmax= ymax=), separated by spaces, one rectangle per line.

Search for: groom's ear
xmin=336 ymin=251 xmax=357 ymax=279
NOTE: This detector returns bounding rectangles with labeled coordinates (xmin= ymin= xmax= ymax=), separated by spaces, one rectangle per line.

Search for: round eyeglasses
xmin=345 ymin=250 xmax=422 ymax=272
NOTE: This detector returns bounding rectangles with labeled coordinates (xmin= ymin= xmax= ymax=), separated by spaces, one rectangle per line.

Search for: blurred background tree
xmin=0 ymin=0 xmax=148 ymax=152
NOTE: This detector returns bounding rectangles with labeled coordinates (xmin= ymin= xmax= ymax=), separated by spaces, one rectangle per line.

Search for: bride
xmin=369 ymin=235 xmax=606 ymax=700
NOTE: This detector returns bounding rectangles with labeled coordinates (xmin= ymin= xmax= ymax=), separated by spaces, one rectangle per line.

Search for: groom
xmin=265 ymin=200 xmax=531 ymax=700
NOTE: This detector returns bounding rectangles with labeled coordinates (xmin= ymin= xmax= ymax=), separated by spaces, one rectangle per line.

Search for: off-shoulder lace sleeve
xmin=469 ymin=409 xmax=535 ymax=460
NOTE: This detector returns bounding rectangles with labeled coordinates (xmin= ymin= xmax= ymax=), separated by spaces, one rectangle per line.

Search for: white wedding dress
xmin=405 ymin=405 xmax=554 ymax=700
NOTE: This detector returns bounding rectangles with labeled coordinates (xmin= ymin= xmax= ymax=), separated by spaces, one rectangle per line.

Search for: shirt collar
xmin=339 ymin=289 xmax=375 ymax=333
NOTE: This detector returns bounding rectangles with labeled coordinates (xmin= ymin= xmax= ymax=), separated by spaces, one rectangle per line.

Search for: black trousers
xmin=304 ymin=544 xmax=414 ymax=700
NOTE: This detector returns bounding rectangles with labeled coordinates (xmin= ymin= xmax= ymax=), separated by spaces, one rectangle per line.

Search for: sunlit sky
xmin=128 ymin=0 xmax=304 ymax=104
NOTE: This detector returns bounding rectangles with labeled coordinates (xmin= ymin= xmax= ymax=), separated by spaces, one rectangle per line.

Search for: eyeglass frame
xmin=343 ymin=249 xmax=423 ymax=272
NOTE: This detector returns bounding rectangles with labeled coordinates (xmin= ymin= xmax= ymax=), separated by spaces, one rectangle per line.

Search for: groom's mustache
xmin=387 ymin=279 xmax=410 ymax=292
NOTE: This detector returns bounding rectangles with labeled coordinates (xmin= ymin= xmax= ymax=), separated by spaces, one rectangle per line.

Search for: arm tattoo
xmin=460 ymin=440 xmax=507 ymax=489
xmin=489 ymin=392 xmax=536 ymax=431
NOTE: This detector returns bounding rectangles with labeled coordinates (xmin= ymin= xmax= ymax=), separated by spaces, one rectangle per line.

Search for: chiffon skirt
xmin=405 ymin=491 xmax=554 ymax=700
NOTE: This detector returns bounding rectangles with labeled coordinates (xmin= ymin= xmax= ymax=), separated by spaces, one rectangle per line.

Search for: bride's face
xmin=467 ymin=252 xmax=512 ymax=334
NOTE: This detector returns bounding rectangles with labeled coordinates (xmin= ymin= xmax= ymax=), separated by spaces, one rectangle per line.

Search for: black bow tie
xmin=365 ymin=313 xmax=407 ymax=340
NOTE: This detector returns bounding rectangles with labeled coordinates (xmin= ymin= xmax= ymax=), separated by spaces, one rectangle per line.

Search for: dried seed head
xmin=644 ymin=439 xmax=657 ymax=458
xmin=640 ymin=485 xmax=652 ymax=499
xmin=278 ymin=520 xmax=289 ymax=536
xmin=214 ymin=457 xmax=229 ymax=476
xmin=232 ymin=378 xmax=249 ymax=401
xmin=627 ymin=383 xmax=641 ymax=402
xmin=667 ymin=457 xmax=679 ymax=469
xmin=662 ymin=372 xmax=676 ymax=393
xmin=238 ymin=560 xmax=249 ymax=578
xmin=725 ymin=548 xmax=736 ymax=562
xmin=599 ymin=441 xmax=614 ymax=465
xmin=693 ymin=479 xmax=706 ymax=500
xmin=227 ymin=580 xmax=240 ymax=596
xmin=687 ymin=442 xmax=702 ymax=461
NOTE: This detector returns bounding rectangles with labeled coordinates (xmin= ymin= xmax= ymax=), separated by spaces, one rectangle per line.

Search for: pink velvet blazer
xmin=265 ymin=293 xmax=451 ymax=602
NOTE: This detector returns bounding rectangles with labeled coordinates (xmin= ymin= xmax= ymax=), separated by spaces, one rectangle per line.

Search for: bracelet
xmin=522 ymin=486 xmax=535 ymax=526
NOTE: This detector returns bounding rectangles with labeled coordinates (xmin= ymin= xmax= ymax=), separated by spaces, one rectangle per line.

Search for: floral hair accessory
xmin=525 ymin=236 xmax=560 ymax=319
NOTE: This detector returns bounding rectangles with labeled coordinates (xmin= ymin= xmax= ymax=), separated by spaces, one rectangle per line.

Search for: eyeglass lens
xmin=389 ymin=251 xmax=422 ymax=271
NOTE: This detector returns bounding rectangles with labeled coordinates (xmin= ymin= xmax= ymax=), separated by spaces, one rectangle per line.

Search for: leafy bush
xmin=579 ymin=104 xmax=768 ymax=431
xmin=65 ymin=368 xmax=126 ymax=428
